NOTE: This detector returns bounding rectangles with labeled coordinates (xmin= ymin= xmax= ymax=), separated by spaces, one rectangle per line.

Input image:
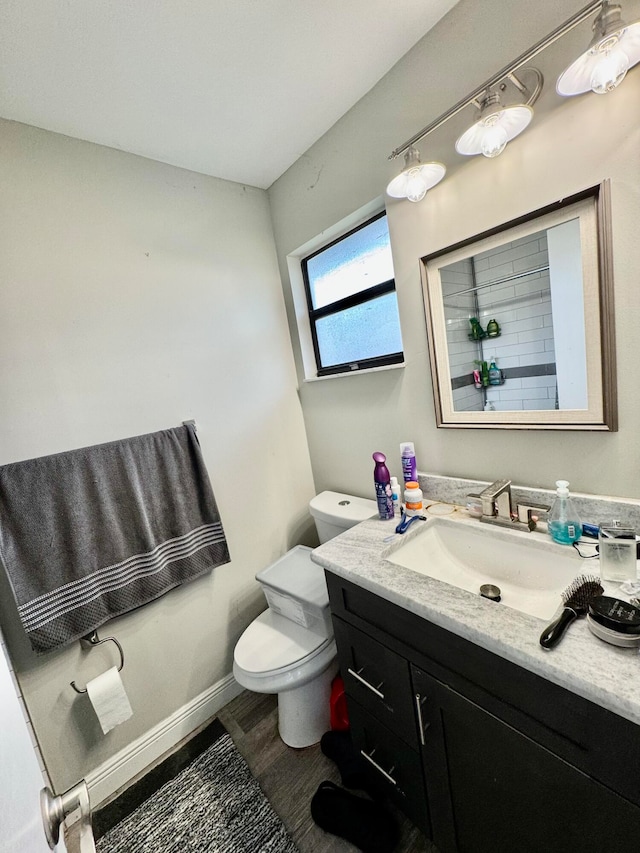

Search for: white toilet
xmin=233 ymin=490 xmax=378 ymax=748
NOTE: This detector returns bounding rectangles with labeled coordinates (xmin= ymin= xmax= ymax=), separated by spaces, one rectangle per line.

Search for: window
xmin=301 ymin=212 xmax=404 ymax=376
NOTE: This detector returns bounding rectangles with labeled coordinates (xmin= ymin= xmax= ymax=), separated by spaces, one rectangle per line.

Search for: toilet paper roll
xmin=85 ymin=666 xmax=133 ymax=734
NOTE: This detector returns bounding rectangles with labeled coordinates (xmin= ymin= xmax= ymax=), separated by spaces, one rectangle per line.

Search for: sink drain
xmin=480 ymin=584 xmax=501 ymax=602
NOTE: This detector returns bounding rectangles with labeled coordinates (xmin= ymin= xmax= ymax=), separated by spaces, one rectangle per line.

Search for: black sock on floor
xmin=311 ymin=780 xmax=398 ymax=853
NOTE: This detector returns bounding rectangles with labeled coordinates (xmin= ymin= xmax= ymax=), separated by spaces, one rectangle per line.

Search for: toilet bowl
xmin=232 ymin=491 xmax=377 ymax=748
xmin=233 ymin=608 xmax=339 ymax=748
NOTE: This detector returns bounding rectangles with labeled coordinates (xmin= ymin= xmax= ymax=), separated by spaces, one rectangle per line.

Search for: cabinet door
xmin=412 ymin=665 xmax=640 ymax=853
xmin=333 ymin=616 xmax=418 ymax=747
xmin=348 ymin=698 xmax=431 ymax=837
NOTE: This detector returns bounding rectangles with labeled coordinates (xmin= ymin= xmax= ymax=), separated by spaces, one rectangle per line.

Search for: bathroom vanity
xmin=313 ymin=508 xmax=640 ymax=853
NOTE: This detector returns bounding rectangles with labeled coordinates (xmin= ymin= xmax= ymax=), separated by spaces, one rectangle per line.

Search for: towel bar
xmin=70 ymin=631 xmax=125 ymax=694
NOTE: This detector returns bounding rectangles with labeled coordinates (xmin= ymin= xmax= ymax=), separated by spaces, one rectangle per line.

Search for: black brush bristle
xmin=562 ymin=575 xmax=604 ymax=611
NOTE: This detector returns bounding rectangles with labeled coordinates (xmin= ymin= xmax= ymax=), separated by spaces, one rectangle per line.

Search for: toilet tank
xmin=256 ymin=545 xmax=333 ymax=637
xmin=309 ymin=491 xmax=378 ymax=544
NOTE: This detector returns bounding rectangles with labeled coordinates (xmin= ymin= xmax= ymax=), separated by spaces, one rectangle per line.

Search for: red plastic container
xmin=329 ymin=674 xmax=350 ymax=730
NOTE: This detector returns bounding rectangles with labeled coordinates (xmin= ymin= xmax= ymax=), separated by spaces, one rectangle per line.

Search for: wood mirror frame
xmin=420 ymin=181 xmax=616 ymax=430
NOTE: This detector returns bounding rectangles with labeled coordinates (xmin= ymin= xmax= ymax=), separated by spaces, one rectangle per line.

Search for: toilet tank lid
xmin=255 ymin=545 xmax=328 ymax=607
xmin=309 ymin=491 xmax=378 ymax=526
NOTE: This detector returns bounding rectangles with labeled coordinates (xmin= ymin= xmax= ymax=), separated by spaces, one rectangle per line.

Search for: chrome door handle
xmin=347 ymin=667 xmax=385 ymax=699
xmin=360 ymin=748 xmax=397 ymax=786
xmin=415 ymin=692 xmax=429 ymax=745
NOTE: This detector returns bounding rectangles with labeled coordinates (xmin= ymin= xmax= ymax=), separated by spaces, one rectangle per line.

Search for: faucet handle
xmin=516 ymin=502 xmax=550 ymax=529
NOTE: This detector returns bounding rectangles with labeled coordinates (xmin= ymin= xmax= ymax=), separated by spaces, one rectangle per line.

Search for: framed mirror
xmin=420 ymin=182 xmax=616 ymax=430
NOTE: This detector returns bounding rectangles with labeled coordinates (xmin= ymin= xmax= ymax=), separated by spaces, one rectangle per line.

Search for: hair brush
xmin=539 ymin=575 xmax=604 ymax=649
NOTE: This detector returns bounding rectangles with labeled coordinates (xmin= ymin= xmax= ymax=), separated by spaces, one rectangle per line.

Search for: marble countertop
xmin=311 ymin=503 xmax=640 ymax=728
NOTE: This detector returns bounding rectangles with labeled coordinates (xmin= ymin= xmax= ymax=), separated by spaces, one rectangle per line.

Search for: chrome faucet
xmin=479 ymin=478 xmax=512 ymax=522
xmin=474 ymin=479 xmax=550 ymax=531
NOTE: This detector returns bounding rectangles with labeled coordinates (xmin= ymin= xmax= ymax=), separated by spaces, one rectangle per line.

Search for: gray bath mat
xmin=96 ymin=723 xmax=299 ymax=853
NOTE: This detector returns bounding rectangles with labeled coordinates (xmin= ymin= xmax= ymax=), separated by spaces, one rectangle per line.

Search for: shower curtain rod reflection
xmin=444 ymin=264 xmax=550 ymax=299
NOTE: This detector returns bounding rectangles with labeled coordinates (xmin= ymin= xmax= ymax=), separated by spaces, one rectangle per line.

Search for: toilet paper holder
xmin=70 ymin=631 xmax=125 ymax=694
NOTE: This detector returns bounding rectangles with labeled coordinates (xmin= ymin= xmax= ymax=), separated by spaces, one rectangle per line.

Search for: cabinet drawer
xmin=348 ymin=698 xmax=431 ymax=837
xmin=333 ymin=615 xmax=418 ymax=747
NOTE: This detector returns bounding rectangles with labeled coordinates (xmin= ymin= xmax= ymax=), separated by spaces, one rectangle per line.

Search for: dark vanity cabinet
xmin=327 ymin=571 xmax=640 ymax=853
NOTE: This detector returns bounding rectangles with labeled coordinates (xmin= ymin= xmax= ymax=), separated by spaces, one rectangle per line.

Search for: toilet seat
xmin=233 ymin=609 xmax=336 ymax=693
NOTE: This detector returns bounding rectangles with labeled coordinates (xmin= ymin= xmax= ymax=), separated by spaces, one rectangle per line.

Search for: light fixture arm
xmin=389 ymin=0 xmax=604 ymax=159
xmin=506 ymin=68 xmax=543 ymax=105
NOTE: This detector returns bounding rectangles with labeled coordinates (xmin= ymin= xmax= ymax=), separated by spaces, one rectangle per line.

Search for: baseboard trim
xmin=85 ymin=673 xmax=243 ymax=808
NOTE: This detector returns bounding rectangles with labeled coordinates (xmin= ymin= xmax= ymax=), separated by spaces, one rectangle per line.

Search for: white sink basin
xmin=385 ymin=516 xmax=587 ymax=620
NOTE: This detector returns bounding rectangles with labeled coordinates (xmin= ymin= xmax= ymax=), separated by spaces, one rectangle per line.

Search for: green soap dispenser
xmin=548 ymin=480 xmax=582 ymax=545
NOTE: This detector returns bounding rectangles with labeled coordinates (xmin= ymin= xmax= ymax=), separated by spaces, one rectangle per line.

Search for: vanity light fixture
xmin=385 ymin=147 xmax=446 ymax=203
xmin=455 ymin=69 xmax=542 ymax=159
xmin=557 ymin=1 xmax=640 ymax=95
xmin=387 ymin=2 xmax=636 ymax=201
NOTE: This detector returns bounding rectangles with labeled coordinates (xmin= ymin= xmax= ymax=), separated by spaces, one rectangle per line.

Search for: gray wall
xmin=268 ymin=0 xmax=640 ymax=499
xmin=0 ymin=119 xmax=316 ymax=791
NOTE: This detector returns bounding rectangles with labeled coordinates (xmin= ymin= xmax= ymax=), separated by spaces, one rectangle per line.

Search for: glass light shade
xmin=557 ymin=21 xmax=640 ymax=96
xmin=455 ymin=105 xmax=533 ymax=157
xmin=386 ymin=159 xmax=446 ymax=202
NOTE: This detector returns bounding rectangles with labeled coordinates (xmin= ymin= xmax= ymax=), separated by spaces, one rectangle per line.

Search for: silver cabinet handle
xmin=360 ymin=749 xmax=397 ymax=786
xmin=347 ymin=667 xmax=385 ymax=699
xmin=415 ymin=692 xmax=429 ymax=746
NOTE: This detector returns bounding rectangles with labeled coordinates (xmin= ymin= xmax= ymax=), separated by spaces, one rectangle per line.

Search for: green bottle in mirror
xmin=469 ymin=317 xmax=486 ymax=340
xmin=486 ymin=318 xmax=501 ymax=337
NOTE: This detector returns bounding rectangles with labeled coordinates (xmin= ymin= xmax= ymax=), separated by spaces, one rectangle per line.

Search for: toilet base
xmin=277 ymin=660 xmax=339 ymax=748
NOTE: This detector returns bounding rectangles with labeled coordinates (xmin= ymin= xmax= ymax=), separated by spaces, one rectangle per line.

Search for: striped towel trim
xmin=18 ymin=524 xmax=224 ymax=630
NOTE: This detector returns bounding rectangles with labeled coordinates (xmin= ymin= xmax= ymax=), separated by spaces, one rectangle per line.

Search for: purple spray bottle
xmin=373 ymin=452 xmax=394 ymax=520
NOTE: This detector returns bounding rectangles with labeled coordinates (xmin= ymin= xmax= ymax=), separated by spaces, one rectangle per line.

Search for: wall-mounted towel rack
xmin=70 ymin=631 xmax=125 ymax=694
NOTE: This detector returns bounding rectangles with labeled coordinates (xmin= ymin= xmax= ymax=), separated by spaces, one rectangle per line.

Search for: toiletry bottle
xmin=468 ymin=317 xmax=486 ymax=340
xmin=548 ymin=480 xmax=582 ymax=545
xmin=488 ymin=359 xmax=501 ymax=385
xmin=400 ymin=442 xmax=417 ymax=483
xmin=373 ymin=452 xmax=394 ymax=520
xmin=404 ymin=482 xmax=424 ymax=516
xmin=599 ymin=521 xmax=638 ymax=582
xmin=390 ymin=476 xmax=401 ymax=516
xmin=480 ymin=361 xmax=489 ymax=387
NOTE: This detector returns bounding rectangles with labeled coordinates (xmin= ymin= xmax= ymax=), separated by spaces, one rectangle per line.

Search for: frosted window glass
xmin=315 ymin=293 xmax=402 ymax=367
xmin=307 ymin=216 xmax=393 ymax=309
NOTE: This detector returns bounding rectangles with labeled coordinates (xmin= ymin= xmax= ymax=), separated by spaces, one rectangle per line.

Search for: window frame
xmin=301 ymin=211 xmax=404 ymax=377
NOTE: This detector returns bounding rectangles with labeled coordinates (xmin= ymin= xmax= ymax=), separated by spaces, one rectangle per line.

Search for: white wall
xmin=268 ymin=0 xmax=640 ymax=499
xmin=0 ymin=119 xmax=316 ymax=792
xmin=548 ymin=218 xmax=588 ymax=409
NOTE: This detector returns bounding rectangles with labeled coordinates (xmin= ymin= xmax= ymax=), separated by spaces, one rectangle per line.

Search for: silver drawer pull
xmin=347 ymin=667 xmax=385 ymax=699
xmin=415 ymin=692 xmax=429 ymax=746
xmin=360 ymin=748 xmax=397 ymax=786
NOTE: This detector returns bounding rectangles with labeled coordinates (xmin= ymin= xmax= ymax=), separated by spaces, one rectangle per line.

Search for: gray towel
xmin=0 ymin=424 xmax=230 ymax=654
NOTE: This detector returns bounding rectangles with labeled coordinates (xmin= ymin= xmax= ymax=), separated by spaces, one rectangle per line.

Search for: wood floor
xmin=218 ymin=689 xmax=437 ymax=853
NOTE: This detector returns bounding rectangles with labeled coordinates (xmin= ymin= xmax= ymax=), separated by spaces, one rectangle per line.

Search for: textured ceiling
xmin=0 ymin=0 xmax=461 ymax=188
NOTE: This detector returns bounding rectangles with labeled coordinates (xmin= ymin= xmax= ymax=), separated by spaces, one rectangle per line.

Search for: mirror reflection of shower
xmin=440 ymin=218 xmax=587 ymax=414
